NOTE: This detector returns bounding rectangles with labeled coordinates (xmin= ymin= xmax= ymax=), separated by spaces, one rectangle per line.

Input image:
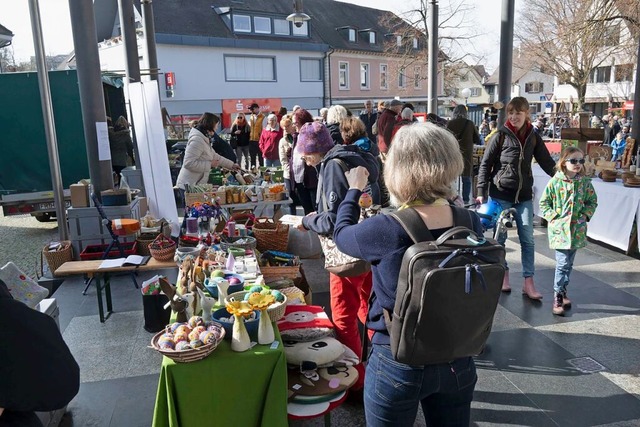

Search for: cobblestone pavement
xmin=0 ymin=211 xmax=59 ymax=278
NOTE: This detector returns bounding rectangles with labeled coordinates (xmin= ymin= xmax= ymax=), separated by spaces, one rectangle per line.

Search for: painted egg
xmin=175 ymin=325 xmax=192 ymax=336
xmin=249 ymin=285 xmax=263 ymax=293
xmin=175 ymin=341 xmax=192 ymax=351
xmin=228 ymin=277 xmax=242 ymax=285
xmin=199 ymin=331 xmax=216 ymax=344
xmin=188 ymin=326 xmax=206 ymax=341
xmin=167 ymin=322 xmax=184 ymax=333
xmin=271 ymin=290 xmax=284 ymax=302
xmin=158 ymin=336 xmax=175 ymax=350
xmin=359 ymin=193 xmax=373 ymax=208
xmin=260 ymin=289 xmax=271 ymax=296
xmin=188 ymin=316 xmax=204 ymax=329
xmin=174 ymin=332 xmax=188 ymax=344
xmin=243 ymin=293 xmax=251 ymax=301
xmin=211 ymin=269 xmax=225 ymax=278
xmin=161 ymin=332 xmax=174 ymax=340
xmin=190 ymin=339 xmax=204 ymax=348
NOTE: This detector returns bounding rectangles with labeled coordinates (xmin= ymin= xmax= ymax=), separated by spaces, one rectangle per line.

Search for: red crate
xmin=79 ymin=241 xmax=138 ymax=260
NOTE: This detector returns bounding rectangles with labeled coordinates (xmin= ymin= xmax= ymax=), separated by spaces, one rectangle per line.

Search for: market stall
xmin=532 ymin=163 xmax=640 ymax=253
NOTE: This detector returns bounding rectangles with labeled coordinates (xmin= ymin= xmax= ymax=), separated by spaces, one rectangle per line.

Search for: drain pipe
xmin=324 ymin=48 xmax=334 ymax=107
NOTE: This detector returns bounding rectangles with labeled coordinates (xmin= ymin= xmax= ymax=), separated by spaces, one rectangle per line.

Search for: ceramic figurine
xmin=226 ymin=301 xmax=253 ymax=352
xmin=247 ymin=292 xmax=276 ymax=345
xmin=159 ymin=277 xmax=188 ymax=323
xmin=196 ymin=287 xmax=216 ymax=322
xmin=182 ymin=292 xmax=195 ymax=320
xmin=217 ymin=279 xmax=230 ymax=305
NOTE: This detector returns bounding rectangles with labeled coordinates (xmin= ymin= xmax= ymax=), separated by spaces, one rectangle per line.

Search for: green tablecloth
xmin=152 ymin=327 xmax=288 ymax=427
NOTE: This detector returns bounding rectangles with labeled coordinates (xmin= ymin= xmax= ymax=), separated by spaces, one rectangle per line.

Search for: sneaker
xmin=552 ymin=293 xmax=565 ymax=316
xmin=561 ymin=291 xmax=572 ymax=309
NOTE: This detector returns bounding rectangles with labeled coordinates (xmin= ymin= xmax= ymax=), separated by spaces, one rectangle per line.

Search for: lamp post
xmin=461 ymin=87 xmax=471 ymax=106
xmin=286 ymin=0 xmax=310 ymax=28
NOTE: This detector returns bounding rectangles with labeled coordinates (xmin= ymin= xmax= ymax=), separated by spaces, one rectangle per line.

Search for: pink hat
xmin=295 ymin=122 xmax=334 ymax=155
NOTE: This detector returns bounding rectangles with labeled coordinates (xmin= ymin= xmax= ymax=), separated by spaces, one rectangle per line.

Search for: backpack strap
xmin=452 ymin=206 xmax=474 ymax=229
xmin=320 ymin=159 xmax=349 ymax=212
xmin=390 ymin=208 xmax=435 ymax=243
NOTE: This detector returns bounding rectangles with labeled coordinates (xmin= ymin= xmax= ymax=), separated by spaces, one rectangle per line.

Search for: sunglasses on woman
xmin=565 ymin=158 xmax=585 ymax=165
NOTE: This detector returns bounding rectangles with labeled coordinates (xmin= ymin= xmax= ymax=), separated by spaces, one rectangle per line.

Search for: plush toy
xmin=282 ymin=336 xmax=345 ymax=367
xmin=287 ymin=365 xmax=359 ymax=398
xmin=277 ymin=305 xmax=334 ymax=341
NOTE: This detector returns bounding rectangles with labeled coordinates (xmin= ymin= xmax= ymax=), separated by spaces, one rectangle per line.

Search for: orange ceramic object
xmin=112 ymin=218 xmax=141 ymax=236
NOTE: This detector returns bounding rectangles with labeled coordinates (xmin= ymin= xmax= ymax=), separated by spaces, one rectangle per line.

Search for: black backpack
xmin=385 ymin=207 xmax=505 ymax=365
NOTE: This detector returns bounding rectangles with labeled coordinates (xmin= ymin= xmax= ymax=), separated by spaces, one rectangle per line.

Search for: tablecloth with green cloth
xmin=152 ymin=326 xmax=288 ymax=427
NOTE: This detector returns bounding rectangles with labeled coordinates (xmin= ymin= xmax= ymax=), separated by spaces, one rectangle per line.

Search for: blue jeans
xmin=492 ymin=198 xmax=535 ymax=277
xmin=554 ymin=249 xmax=577 ymax=294
xmin=460 ymin=176 xmax=473 ymax=204
xmin=264 ymin=158 xmax=281 ymax=167
xmin=364 ymin=344 xmax=477 ymax=427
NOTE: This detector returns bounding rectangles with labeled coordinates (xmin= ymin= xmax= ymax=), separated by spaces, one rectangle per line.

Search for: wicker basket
xmin=219 ymin=236 xmax=257 ymax=251
xmin=260 ymin=265 xmax=300 ymax=280
xmin=252 ymin=218 xmax=289 ymax=252
xmin=148 ymin=234 xmax=177 ymax=262
xmin=225 ymin=291 xmax=288 ymax=322
xmin=136 ymin=232 xmax=160 ymax=256
xmin=149 ymin=324 xmax=225 ymax=363
xmin=43 ymin=241 xmax=73 ymax=275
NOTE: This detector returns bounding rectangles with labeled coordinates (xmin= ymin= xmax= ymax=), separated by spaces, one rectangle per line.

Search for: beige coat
xmin=278 ymin=134 xmax=294 ymax=179
xmin=176 ymin=128 xmax=234 ymax=189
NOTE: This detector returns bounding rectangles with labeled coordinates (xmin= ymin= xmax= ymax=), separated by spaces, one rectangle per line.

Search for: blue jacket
xmin=302 ymin=144 xmax=380 ymax=236
xmin=333 ymin=191 xmax=484 ymax=345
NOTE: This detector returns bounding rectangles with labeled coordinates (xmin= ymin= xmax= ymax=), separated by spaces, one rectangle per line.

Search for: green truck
xmin=0 ymin=70 xmax=124 ymax=221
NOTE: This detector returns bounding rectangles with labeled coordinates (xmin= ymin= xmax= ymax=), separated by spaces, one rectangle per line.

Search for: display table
xmin=219 ymin=198 xmax=293 ymax=218
xmin=55 ymin=259 xmax=177 ymax=322
xmin=152 ymin=328 xmax=288 ymax=427
xmin=532 ymin=164 xmax=640 ymax=253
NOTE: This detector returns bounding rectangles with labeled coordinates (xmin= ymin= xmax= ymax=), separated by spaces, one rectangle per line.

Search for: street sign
xmin=539 ymin=95 xmax=546 ymax=101
xmin=545 ymin=93 xmax=553 ymax=101
xmin=545 ymin=102 xmax=553 ymax=109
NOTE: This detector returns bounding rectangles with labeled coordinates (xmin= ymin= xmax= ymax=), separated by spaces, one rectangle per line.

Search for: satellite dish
xmin=493 ymin=101 xmax=504 ymax=110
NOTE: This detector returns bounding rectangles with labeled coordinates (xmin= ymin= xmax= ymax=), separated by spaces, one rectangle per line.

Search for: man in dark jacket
xmin=0 ymin=279 xmax=80 ymax=427
xmin=358 ymin=100 xmax=377 ymax=141
xmin=376 ymin=99 xmax=403 ymax=154
xmin=447 ymin=105 xmax=481 ymax=204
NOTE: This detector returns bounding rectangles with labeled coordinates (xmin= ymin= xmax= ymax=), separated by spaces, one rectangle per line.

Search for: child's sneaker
xmin=561 ymin=291 xmax=571 ymax=309
xmin=552 ymin=293 xmax=565 ymax=316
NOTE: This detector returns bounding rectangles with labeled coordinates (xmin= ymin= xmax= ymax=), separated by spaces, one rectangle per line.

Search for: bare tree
xmin=517 ymin=0 xmax=636 ymax=110
xmin=379 ymin=0 xmax=486 ymax=96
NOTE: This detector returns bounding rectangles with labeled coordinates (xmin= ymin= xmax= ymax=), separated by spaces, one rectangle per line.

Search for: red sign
xmin=623 ymin=100 xmax=634 ymax=110
xmin=165 ymin=72 xmax=175 ymax=88
xmin=221 ymin=98 xmax=283 ymax=129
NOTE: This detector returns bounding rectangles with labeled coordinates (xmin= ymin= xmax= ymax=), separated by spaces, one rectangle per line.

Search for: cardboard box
xmin=137 ymin=196 xmax=148 ymax=216
xmin=70 ymin=183 xmax=90 ymax=208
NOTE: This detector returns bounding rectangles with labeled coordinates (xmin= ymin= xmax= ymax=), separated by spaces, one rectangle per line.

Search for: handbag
xmin=317 ymin=159 xmax=372 ymax=277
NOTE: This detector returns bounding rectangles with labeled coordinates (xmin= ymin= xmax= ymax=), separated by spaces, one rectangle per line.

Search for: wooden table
xmin=56 ymin=259 xmax=177 ymax=322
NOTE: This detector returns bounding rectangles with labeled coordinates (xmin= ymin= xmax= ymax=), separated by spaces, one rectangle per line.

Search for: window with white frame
xmin=396 ymin=35 xmax=402 ymax=46
xmin=348 ymin=28 xmax=356 ymax=42
xmin=225 ymin=55 xmax=275 ymax=81
xmin=292 ymin=21 xmax=309 ymax=36
xmin=590 ymin=66 xmax=611 ymax=83
xmin=339 ymin=61 xmax=349 ymax=89
xmin=524 ymin=81 xmax=544 ymax=93
xmin=413 ymin=37 xmax=418 ymax=49
xmin=300 ymin=58 xmax=322 ymax=81
xmin=470 ymin=87 xmax=481 ymax=96
xmin=360 ymin=63 xmax=370 ymax=89
xmin=414 ymin=66 xmax=421 ymax=88
xmin=369 ymin=31 xmax=376 ymax=44
xmin=274 ymin=19 xmax=290 ymax=35
xmin=233 ymin=14 xmax=251 ymax=33
xmin=253 ymin=17 xmax=271 ymax=34
xmin=380 ymin=64 xmax=388 ymax=89
xmin=398 ymin=68 xmax=406 ymax=88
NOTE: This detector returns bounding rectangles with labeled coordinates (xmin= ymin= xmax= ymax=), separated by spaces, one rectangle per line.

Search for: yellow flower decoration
xmin=226 ymin=300 xmax=254 ymax=317
xmin=247 ymin=293 xmax=275 ymax=310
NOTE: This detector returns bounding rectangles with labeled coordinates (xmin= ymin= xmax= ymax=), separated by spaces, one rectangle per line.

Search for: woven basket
xmin=219 ymin=236 xmax=257 ymax=251
xmin=253 ymin=218 xmax=289 ymax=252
xmin=43 ymin=241 xmax=73 ymax=275
xmin=149 ymin=323 xmax=225 ymax=363
xmin=260 ymin=265 xmax=300 ymax=280
xmin=148 ymin=234 xmax=177 ymax=262
xmin=225 ymin=291 xmax=288 ymax=322
xmin=136 ymin=232 xmax=160 ymax=256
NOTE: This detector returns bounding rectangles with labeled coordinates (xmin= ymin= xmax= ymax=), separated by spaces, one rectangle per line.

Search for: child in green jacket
xmin=539 ymin=147 xmax=598 ymax=315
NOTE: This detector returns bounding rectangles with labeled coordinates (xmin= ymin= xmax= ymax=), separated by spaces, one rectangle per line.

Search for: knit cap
xmin=295 ymin=122 xmax=335 ymax=155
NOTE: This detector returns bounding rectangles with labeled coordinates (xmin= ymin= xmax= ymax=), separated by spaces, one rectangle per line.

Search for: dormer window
xmin=253 ymin=17 xmax=271 ymax=34
xmin=369 ymin=31 xmax=376 ymax=44
xmin=348 ymin=28 xmax=356 ymax=42
xmin=233 ymin=14 xmax=251 ymax=33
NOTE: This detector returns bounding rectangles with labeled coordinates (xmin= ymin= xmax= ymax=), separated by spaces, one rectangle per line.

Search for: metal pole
xmin=427 ymin=0 xmax=439 ymax=114
xmin=118 ymin=0 xmax=141 ymax=83
xmin=141 ymin=0 xmax=158 ymax=82
xmin=497 ymin=0 xmax=515 ymax=126
xmin=68 ymin=0 xmax=114 ymax=197
xmin=632 ymin=37 xmax=640 ymax=153
xmin=28 ymin=0 xmax=68 ymax=240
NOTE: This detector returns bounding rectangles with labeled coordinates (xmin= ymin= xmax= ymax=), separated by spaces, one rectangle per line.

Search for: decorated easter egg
xmin=188 ymin=326 xmax=206 ymax=342
xmin=161 ymin=332 xmax=174 ymax=339
xmin=212 ymin=269 xmax=225 ymax=278
xmin=359 ymin=193 xmax=372 ymax=208
xmin=243 ymin=293 xmax=251 ymax=301
xmin=167 ymin=322 xmax=184 ymax=333
xmin=175 ymin=341 xmax=192 ymax=351
xmin=260 ymin=289 xmax=271 ymax=296
xmin=188 ymin=316 xmax=204 ymax=329
xmin=271 ymin=290 xmax=285 ymax=302
xmin=199 ymin=331 xmax=216 ymax=344
xmin=228 ymin=277 xmax=242 ymax=286
xmin=190 ymin=339 xmax=204 ymax=348
xmin=174 ymin=332 xmax=188 ymax=344
xmin=158 ymin=335 xmax=175 ymax=350
xmin=249 ymin=285 xmax=263 ymax=294
xmin=175 ymin=325 xmax=192 ymax=337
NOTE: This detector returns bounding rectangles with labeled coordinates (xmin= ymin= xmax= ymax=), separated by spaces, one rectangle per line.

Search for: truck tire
xmin=35 ymin=213 xmax=52 ymax=222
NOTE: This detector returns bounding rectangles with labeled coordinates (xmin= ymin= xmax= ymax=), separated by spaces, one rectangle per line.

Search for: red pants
xmin=329 ymin=270 xmax=372 ymax=390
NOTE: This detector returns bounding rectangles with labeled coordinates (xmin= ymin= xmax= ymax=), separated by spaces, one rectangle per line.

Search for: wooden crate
xmin=260 ymin=265 xmax=300 ymax=280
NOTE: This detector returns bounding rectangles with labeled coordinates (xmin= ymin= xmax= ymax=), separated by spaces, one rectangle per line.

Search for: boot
xmin=501 ymin=273 xmax=511 ymax=293
xmin=552 ymin=292 xmax=565 ymax=316
xmin=561 ymin=291 xmax=572 ymax=309
xmin=522 ymin=277 xmax=543 ymax=300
